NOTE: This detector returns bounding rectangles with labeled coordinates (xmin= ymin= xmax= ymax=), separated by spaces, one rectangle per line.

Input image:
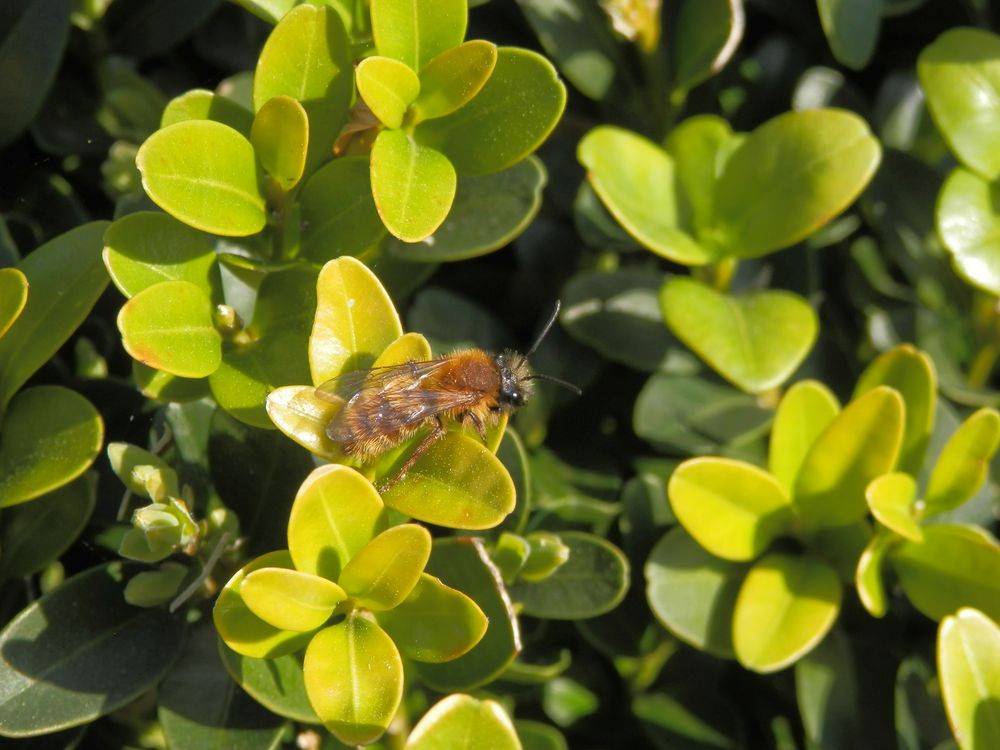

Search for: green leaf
xmin=817 ymin=0 xmax=880 ymax=70
xmin=123 ymin=562 xmax=188 ymax=607
xmin=668 ymin=457 xmax=793 ymax=561
xmin=660 ymin=277 xmax=818 ymax=393
xmin=937 ymin=167 xmax=1000 ymax=296
xmin=217 ymin=640 xmax=319 ymax=724
xmin=117 ymin=280 xmax=222 ymax=378
xmin=405 ymin=694 xmax=521 ymax=750
xmin=865 ymin=473 xmax=923 ymax=541
xmin=415 ymin=47 xmax=566 ymax=176
xmin=413 ymin=538 xmax=520 ymax=691
xmin=310 ymin=256 xmax=403 ymax=384
xmin=158 ymin=622 xmax=284 ymax=750
xmin=303 ymin=614 xmax=403 ymax=746
xmin=137 ymin=121 xmax=266 ymax=236
xmin=918 ymin=27 xmax=1000 ymax=180
xmin=288 ymin=465 xmax=388 ymax=581
xmin=0 ymin=222 xmax=109 ymax=409
xmin=161 ymin=88 xmax=255 ymax=136
xmin=732 ymin=553 xmax=842 ymax=673
xmin=385 ymin=156 xmax=545 ymax=262
xmin=371 ymin=128 xmax=457 ymax=242
xmin=379 ymin=432 xmax=516 ymax=529
xmin=102 ymin=211 xmax=220 ymax=300
xmin=938 ymin=608 xmax=1000 ymax=750
xmin=578 ymin=126 xmax=707 ymax=264
xmin=106 ymin=441 xmax=180 ymax=499
xmin=510 ymin=532 xmax=628 ymax=619
xmin=713 ymin=109 xmax=881 ymax=258
xmin=0 ymin=0 xmax=71 ymax=148
xmin=133 ymin=361 xmax=211 ymax=403
xmin=671 ymin=0 xmax=745 ymax=91
xmin=266 ymin=384 xmax=348 ymax=462
xmin=254 ymin=4 xmax=353 ymax=174
xmin=645 ymin=526 xmax=744 ymax=657
xmin=0 ymin=562 xmax=186 ymax=737
xmin=376 ymin=573 xmax=488 ymax=662
xmin=924 ymin=408 xmax=1000 ymax=518
xmin=0 ymin=268 xmax=27 ymax=340
xmin=855 ymin=530 xmax=893 ymax=618
xmin=890 ymin=524 xmax=1000 ymax=621
xmin=794 ymin=386 xmax=904 ymax=530
xmin=853 ymin=344 xmax=936 ymax=475
xmin=0 ymin=474 xmax=95 ymax=580
xmin=356 ymin=56 xmax=420 ymax=129
xmin=794 ymin=628 xmax=861 ymax=749
xmin=769 ymin=380 xmax=840 ymax=493
xmin=631 ymin=690 xmax=741 ymax=750
xmin=339 ymin=524 xmax=431 ymax=610
xmin=251 ymin=95 xmax=309 ymax=190
xmin=0 ymin=386 xmax=103 ymax=508
xmin=213 ymin=550 xmax=317 ymax=659
xmin=241 ymin=568 xmax=346 ymax=632
xmin=371 ymin=0 xmax=466 ymax=70
xmin=300 ymin=156 xmax=385 ymax=262
xmin=412 ymin=41 xmax=497 ymax=122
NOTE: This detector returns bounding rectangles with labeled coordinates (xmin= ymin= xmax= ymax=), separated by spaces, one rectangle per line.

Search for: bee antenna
xmin=524 ymin=300 xmax=562 ymax=358
xmin=526 ymin=372 xmax=582 ymax=395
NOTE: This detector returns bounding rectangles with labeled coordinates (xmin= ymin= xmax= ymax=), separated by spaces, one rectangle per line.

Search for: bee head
xmin=496 ymin=350 xmax=533 ymax=409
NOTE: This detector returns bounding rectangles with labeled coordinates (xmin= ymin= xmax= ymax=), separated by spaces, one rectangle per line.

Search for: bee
xmin=317 ymin=302 xmax=580 ymax=488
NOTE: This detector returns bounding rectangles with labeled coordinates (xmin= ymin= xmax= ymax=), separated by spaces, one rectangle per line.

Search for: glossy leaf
xmin=118 ymin=280 xmax=222 ymax=378
xmin=371 ymin=128 xmax=457 ymax=242
xmin=414 ymin=538 xmax=520 ymax=691
xmin=376 ymin=573 xmax=488 ymax=663
xmin=415 ymin=48 xmax=566 ymax=176
xmin=794 ymin=386 xmax=904 ymax=530
xmin=865 ymin=472 xmax=923 ymax=541
xmin=251 ymin=95 xmax=308 ymax=190
xmin=0 ymin=0 xmax=71 ymax=148
xmin=0 ymin=386 xmax=103 ymax=508
xmin=510 ymin=532 xmax=628 ymax=619
xmin=300 ymin=156 xmax=385 ymax=262
xmin=769 ymin=380 xmax=840 ymax=493
xmin=136 ymin=121 xmax=266 ymax=236
xmin=254 ymin=4 xmax=353 ymax=173
xmin=732 ymin=553 xmax=842 ymax=673
xmin=817 ymin=0 xmax=880 ymax=70
xmin=0 ymin=268 xmax=27 ymax=340
xmin=356 ymin=56 xmax=420 ymax=129
xmin=158 ymin=622 xmax=284 ymax=750
xmin=371 ymin=0 xmax=466 ymax=70
xmin=713 ymin=109 xmax=881 ymax=258
xmin=218 ymin=641 xmax=319 ymax=724
xmin=918 ymin=27 xmax=1000 ymax=180
xmin=578 ymin=126 xmax=707 ymax=265
xmin=309 ymin=256 xmax=403 ymax=385
xmin=854 ymin=344 xmax=936 ymax=475
xmin=660 ymin=278 xmax=818 ymax=394
xmin=339 ymin=524 xmax=431 ymax=610
xmin=0 ymin=222 xmax=109 ymax=409
xmin=107 ymin=442 xmax=179 ymax=499
xmin=924 ymin=408 xmax=1000 ymax=517
xmin=668 ymin=457 xmax=792 ymax=561
xmin=890 ymin=524 xmax=1000 ymax=621
xmin=405 ymin=694 xmax=521 ymax=750
xmin=266 ymin=384 xmax=347 ymax=462
xmin=303 ymin=614 xmax=403 ymax=746
xmin=213 ymin=550 xmax=316 ymax=659
xmin=646 ymin=526 xmax=744 ymax=657
xmin=102 ymin=211 xmax=219 ymax=299
xmin=855 ymin=530 xmax=893 ymax=618
xmin=672 ymin=0 xmax=745 ymax=90
xmin=937 ymin=167 xmax=1000 ymax=297
xmin=161 ymin=88 xmax=255 ymax=135
xmin=413 ymin=41 xmax=498 ymax=122
xmin=0 ymin=563 xmax=186 ymax=737
xmin=0 ymin=474 xmax=96 ymax=580
xmin=287 ymin=465 xmax=387 ymax=581
xmin=794 ymin=629 xmax=861 ymax=749
xmin=938 ymin=608 xmax=1000 ymax=750
xmin=241 ymin=568 xmax=347 ymax=632
xmin=379 ymin=432 xmax=516 ymax=529
xmin=133 ymin=361 xmax=211 ymax=403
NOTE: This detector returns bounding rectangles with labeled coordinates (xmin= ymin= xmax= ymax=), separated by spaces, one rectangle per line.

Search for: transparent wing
xmin=314 ymin=359 xmax=451 ymax=403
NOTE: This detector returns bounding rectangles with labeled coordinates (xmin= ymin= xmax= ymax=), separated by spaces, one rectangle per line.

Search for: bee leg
xmin=462 ymin=411 xmax=488 ymax=443
xmin=378 ymin=417 xmax=446 ymax=492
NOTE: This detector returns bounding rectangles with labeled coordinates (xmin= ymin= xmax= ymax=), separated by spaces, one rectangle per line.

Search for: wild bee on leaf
xmin=316 ymin=302 xmax=580 ymax=489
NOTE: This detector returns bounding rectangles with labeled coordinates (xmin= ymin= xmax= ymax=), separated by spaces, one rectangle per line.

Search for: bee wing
xmin=315 ymin=359 xmax=449 ymax=403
